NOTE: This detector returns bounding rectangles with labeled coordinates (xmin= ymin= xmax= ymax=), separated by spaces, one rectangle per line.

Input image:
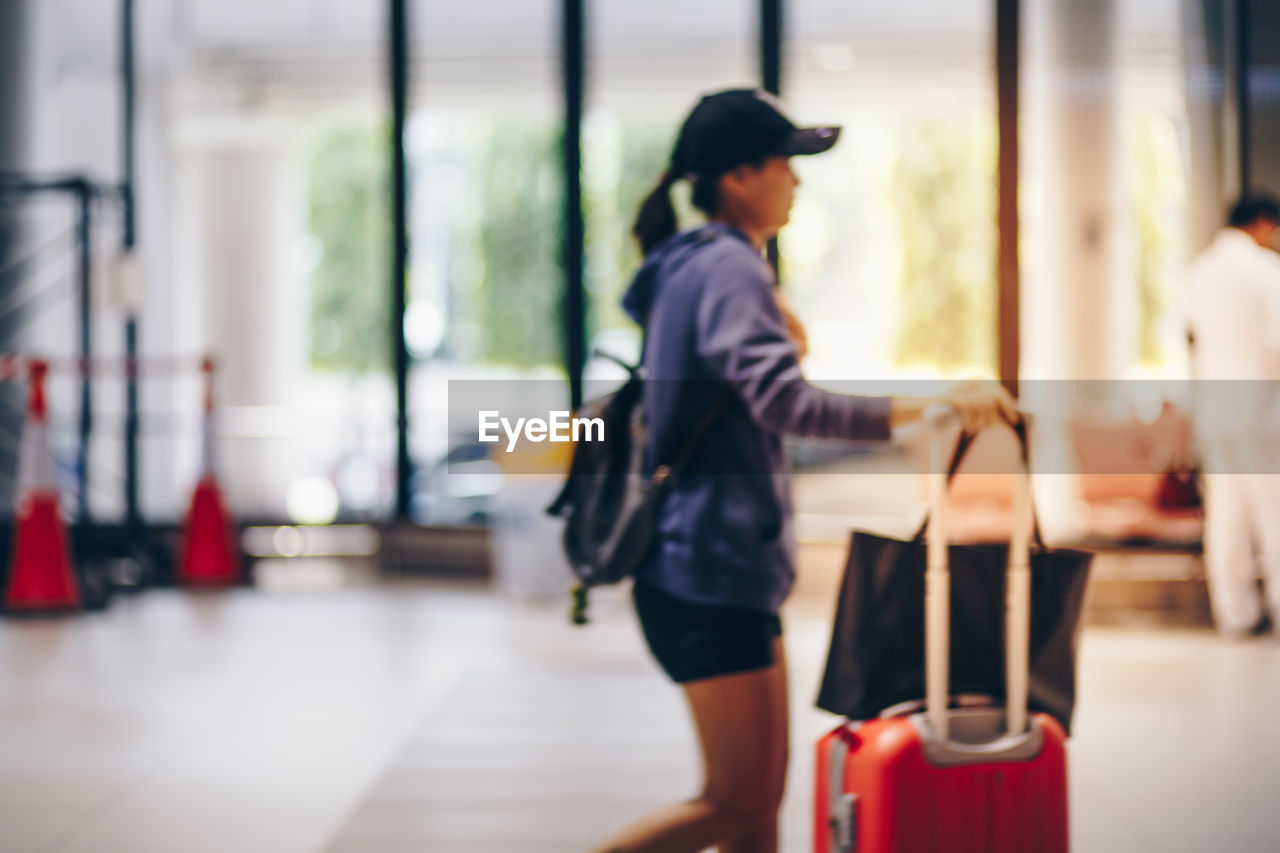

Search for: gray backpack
xmin=546 ymin=354 xmax=729 ymax=624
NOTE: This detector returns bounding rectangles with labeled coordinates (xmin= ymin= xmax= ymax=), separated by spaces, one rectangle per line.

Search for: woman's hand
xmin=937 ymin=380 xmax=1019 ymax=433
xmin=890 ymin=380 xmax=1020 ymax=433
xmin=774 ymin=289 xmax=809 ymax=360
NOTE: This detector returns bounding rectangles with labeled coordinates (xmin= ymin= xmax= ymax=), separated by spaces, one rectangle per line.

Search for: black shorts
xmin=632 ymin=581 xmax=783 ymax=684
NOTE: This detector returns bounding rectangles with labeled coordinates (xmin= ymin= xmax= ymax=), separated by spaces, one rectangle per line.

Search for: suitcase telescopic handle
xmin=923 ymin=405 xmax=1033 ymax=743
xmin=923 ymin=406 xmax=953 ymax=743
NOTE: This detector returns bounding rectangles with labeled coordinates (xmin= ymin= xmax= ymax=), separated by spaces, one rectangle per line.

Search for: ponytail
xmin=632 ymin=172 xmax=678 ymax=255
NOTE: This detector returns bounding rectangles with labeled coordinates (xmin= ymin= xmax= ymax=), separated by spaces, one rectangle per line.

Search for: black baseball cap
xmin=669 ymin=88 xmax=841 ymax=178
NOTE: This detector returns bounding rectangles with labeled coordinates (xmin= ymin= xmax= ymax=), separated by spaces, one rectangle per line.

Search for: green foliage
xmin=303 ymin=109 xmax=1188 ymax=383
xmin=889 ymin=118 xmax=997 ymax=374
xmin=303 ymin=115 xmax=694 ymax=373
xmin=1127 ymin=112 xmax=1185 ymax=368
xmin=447 ymin=116 xmax=675 ymax=366
xmin=584 ymin=121 xmax=673 ymax=337
xmin=467 ymin=123 xmax=563 ymax=366
xmin=306 ymin=122 xmax=390 ymax=373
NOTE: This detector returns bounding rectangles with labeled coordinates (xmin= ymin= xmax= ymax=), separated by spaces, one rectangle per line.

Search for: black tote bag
xmin=815 ymin=428 xmax=1093 ymax=734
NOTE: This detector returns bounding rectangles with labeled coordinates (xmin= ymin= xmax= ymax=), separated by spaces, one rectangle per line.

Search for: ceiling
xmin=42 ymin=0 xmax=1181 ymax=115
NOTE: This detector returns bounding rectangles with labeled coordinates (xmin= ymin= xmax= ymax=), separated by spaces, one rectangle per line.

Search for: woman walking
xmin=591 ymin=89 xmax=1015 ymax=853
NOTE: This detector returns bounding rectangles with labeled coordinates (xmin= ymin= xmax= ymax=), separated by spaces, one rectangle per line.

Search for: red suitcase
xmin=814 ymin=412 xmax=1070 ymax=853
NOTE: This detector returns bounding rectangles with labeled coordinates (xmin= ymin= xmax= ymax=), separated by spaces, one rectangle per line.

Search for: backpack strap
xmin=592 ymin=348 xmax=641 ymax=376
xmin=568 ymin=386 xmax=732 ymax=627
xmin=651 ymin=387 xmax=735 ymax=487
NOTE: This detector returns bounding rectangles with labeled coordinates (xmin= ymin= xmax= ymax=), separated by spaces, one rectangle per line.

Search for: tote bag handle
xmin=923 ymin=407 xmax=1036 ymax=741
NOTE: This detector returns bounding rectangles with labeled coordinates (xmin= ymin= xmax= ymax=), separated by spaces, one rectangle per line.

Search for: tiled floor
xmin=2 ymin=561 xmax=1279 ymax=853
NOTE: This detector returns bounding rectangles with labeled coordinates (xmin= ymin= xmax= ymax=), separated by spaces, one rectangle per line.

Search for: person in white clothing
xmin=1186 ymin=193 xmax=1280 ymax=638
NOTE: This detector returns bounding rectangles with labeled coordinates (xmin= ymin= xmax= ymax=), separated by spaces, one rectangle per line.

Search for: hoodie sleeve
xmin=694 ymin=246 xmax=893 ymax=442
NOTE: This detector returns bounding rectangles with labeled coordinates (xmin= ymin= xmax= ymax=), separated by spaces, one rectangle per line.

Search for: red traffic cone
xmin=5 ymin=360 xmax=80 ymax=612
xmin=178 ymin=358 xmax=240 ymax=586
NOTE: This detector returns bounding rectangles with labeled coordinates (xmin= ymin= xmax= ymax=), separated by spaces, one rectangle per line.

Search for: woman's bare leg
xmin=586 ymin=638 xmax=789 ymax=853
xmin=718 ymin=638 xmax=788 ymax=853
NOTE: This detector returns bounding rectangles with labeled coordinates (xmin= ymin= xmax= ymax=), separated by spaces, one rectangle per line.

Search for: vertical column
xmin=389 ymin=0 xmax=412 ymax=522
xmin=1242 ymin=0 xmax=1280 ymax=196
xmin=0 ymin=1 xmax=35 ymax=171
xmin=996 ymin=0 xmax=1021 ymax=395
xmin=134 ymin=0 xmax=181 ymax=521
xmin=0 ymin=0 xmax=37 ymax=495
xmin=761 ymin=0 xmax=782 ymax=278
xmin=1225 ymin=0 xmax=1249 ymax=196
xmin=1182 ymin=0 xmax=1228 ymax=255
xmin=1022 ymin=0 xmax=1121 ymax=540
xmin=562 ymin=0 xmax=586 ymax=411
xmin=76 ymin=182 xmax=92 ymax=522
xmin=122 ymin=0 xmax=142 ymax=528
xmin=183 ymin=139 xmax=307 ymax=518
xmin=760 ymin=0 xmax=782 ymax=95
xmin=1027 ymin=0 xmax=1122 ymax=381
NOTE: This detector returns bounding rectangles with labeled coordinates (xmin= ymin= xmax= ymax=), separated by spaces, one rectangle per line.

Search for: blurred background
xmin=0 ymin=0 xmax=1242 ymax=533
xmin=3 ymin=2 xmax=1279 ymax=851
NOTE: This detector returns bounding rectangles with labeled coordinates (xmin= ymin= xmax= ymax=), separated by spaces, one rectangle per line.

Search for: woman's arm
xmin=695 ymin=252 xmax=892 ymax=441
xmin=696 ymin=250 xmax=1015 ymax=438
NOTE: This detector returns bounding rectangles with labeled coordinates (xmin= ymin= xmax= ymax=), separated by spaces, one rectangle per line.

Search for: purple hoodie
xmin=622 ymin=223 xmax=893 ymax=613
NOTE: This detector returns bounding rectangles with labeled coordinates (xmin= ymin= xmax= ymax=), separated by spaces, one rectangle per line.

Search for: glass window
xmin=299 ymin=113 xmax=396 ymax=522
xmin=786 ymin=1 xmax=998 ymax=382
xmin=584 ymin=0 xmax=756 ymax=369
xmin=165 ymin=2 xmax=389 ymax=523
xmin=406 ymin=0 xmax=561 ymax=526
xmin=1118 ymin=0 xmax=1188 ymax=377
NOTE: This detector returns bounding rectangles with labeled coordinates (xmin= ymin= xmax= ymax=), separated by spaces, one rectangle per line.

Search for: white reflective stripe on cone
xmin=199 ymin=414 xmax=216 ymax=478
xmin=16 ymin=418 xmax=56 ymax=507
